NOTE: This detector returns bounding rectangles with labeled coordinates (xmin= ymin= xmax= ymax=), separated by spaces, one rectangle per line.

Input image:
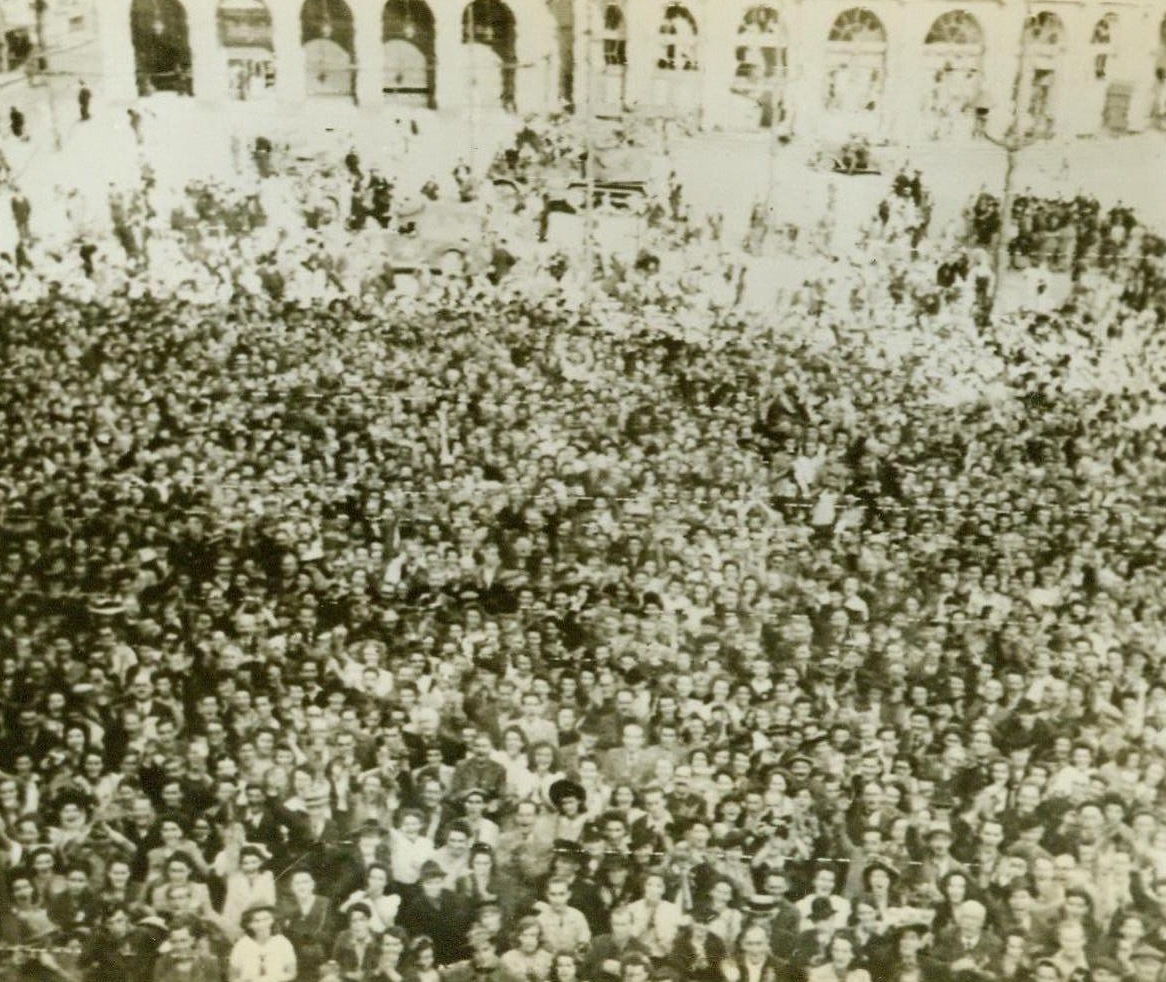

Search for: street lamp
xmin=982 ymin=1 xmax=1047 ymax=313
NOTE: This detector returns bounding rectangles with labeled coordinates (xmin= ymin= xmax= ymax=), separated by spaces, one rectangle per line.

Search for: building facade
xmin=576 ymin=0 xmax=1166 ymax=138
xmin=1 ymin=0 xmax=96 ymax=74
xmin=98 ymin=0 xmax=562 ymax=111
xmin=95 ymin=0 xmax=1166 ymax=137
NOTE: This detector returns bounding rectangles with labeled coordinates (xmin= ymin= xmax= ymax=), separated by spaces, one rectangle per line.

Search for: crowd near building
xmin=92 ymin=0 xmax=1166 ymax=142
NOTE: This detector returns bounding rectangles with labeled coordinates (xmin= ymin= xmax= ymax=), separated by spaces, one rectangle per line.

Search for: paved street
xmin=1 ymin=80 xmax=1163 ymax=268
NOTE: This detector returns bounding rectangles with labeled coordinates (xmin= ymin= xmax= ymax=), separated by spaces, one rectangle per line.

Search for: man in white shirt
xmin=535 ymin=877 xmax=592 ymax=955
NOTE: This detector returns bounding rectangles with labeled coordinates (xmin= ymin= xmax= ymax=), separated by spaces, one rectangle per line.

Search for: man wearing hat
xmin=670 ymin=908 xmax=729 ymax=982
xmin=908 ymin=822 xmax=966 ymax=904
xmin=396 ymin=860 xmax=473 ymax=965
xmin=458 ymin=787 xmax=501 ymax=848
xmin=788 ymin=897 xmax=842 ymax=977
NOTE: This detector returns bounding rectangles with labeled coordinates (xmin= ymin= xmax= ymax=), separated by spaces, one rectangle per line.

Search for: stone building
xmin=95 ymin=0 xmax=1166 ymax=136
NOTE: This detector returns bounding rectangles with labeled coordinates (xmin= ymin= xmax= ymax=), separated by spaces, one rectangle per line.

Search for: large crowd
xmin=2 ymin=108 xmax=1166 ymax=982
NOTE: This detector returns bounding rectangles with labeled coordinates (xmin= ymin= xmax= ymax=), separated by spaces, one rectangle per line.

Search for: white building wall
xmin=92 ymin=0 xmax=1164 ymax=131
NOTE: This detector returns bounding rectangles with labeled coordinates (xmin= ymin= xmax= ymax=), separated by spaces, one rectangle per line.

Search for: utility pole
xmin=984 ymin=0 xmax=1041 ymax=312
xmin=31 ymin=0 xmax=62 ymax=151
xmin=582 ymin=0 xmax=596 ymax=293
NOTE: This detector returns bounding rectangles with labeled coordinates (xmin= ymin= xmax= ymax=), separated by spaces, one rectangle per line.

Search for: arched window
xmin=658 ymin=3 xmax=698 ymax=72
xmin=383 ymin=0 xmax=436 ymax=104
xmin=301 ymin=0 xmax=355 ymax=97
xmin=925 ymin=10 xmax=983 ymax=46
xmin=828 ymin=8 xmax=886 ymax=45
xmin=603 ymin=4 xmax=627 ymax=67
xmin=1024 ymin=11 xmax=1064 ymax=48
xmin=463 ymin=0 xmax=517 ymax=109
xmin=923 ymin=11 xmax=983 ymax=138
xmin=825 ymin=9 xmax=886 ymax=113
xmin=131 ymin=0 xmax=193 ymax=95
xmin=1091 ymin=13 xmax=1116 ymax=79
xmin=735 ymin=6 xmax=786 ymax=83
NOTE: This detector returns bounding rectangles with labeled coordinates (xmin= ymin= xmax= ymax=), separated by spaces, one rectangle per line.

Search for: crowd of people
xmin=962 ymin=190 xmax=1162 ymax=300
xmin=2 ymin=104 xmax=1166 ymax=982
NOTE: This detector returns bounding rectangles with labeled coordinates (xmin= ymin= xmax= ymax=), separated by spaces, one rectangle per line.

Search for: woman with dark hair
xmin=860 ymin=861 xmax=903 ymax=928
xmin=145 ymin=814 xmax=210 ymax=883
xmin=339 ymin=862 xmax=401 ymax=934
xmin=401 ymin=936 xmax=442 ymax=982
xmin=608 ymin=786 xmax=645 ymax=828
xmin=98 ymin=858 xmax=144 ymax=910
xmin=149 ymin=852 xmax=214 ymax=917
xmin=550 ymin=952 xmax=582 ymax=982
xmin=455 ymin=843 xmax=525 ymax=929
xmin=705 ymin=879 xmax=742 ymax=950
xmin=712 ymin=798 xmax=745 ymax=840
xmin=369 ymin=929 xmax=408 ymax=982
xmin=875 ymin=924 xmax=946 ymax=982
xmin=807 ymin=934 xmax=871 ymax=982
xmin=229 ymin=904 xmax=296 ymax=982
xmin=929 ymin=871 xmax=978 ymax=933
xmin=214 ymin=832 xmax=277 ymax=938
xmin=0 ymin=871 xmax=58 ymax=943
xmin=627 ymin=871 xmax=683 ymax=961
xmin=332 ymin=902 xmax=382 ymax=982
xmin=547 ymin=779 xmax=588 ymax=843
xmin=492 ymin=727 xmax=532 ymax=805
xmin=522 ymin=742 xmax=566 ymax=809
xmin=844 ymin=895 xmax=891 ymax=970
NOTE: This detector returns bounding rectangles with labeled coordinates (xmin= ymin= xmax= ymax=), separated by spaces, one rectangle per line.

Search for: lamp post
xmin=31 ymin=0 xmax=61 ymax=151
xmin=983 ymin=0 xmax=1044 ymax=313
xmin=582 ymin=0 xmax=596 ymax=293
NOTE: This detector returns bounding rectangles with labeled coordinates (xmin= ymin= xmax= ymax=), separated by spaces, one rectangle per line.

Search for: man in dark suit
xmin=280 ymin=869 xmax=333 ymax=982
xmin=398 ymin=862 xmax=473 ymax=965
xmin=239 ymin=782 xmax=285 ymax=861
